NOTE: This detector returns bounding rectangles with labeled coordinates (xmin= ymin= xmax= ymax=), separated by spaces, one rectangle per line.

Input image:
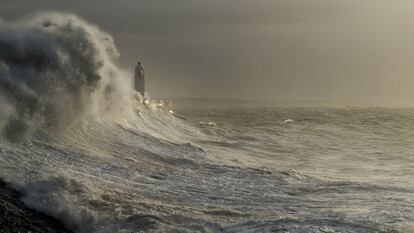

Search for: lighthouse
xmin=134 ymin=61 xmax=145 ymax=96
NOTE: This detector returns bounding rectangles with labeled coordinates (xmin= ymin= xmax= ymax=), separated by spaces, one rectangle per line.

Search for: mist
xmin=0 ymin=13 xmax=134 ymax=142
xmin=2 ymin=0 xmax=414 ymax=105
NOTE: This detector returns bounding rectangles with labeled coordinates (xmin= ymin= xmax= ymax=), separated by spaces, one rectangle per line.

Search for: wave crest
xmin=0 ymin=13 xmax=133 ymax=142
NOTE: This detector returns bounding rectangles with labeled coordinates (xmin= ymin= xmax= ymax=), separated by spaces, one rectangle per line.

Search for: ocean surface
xmin=1 ymin=105 xmax=414 ymax=233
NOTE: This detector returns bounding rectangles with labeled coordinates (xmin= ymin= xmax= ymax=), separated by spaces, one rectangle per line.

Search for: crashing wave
xmin=0 ymin=12 xmax=135 ymax=142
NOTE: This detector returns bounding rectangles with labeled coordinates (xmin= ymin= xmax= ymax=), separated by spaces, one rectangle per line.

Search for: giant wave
xmin=0 ymin=12 xmax=135 ymax=142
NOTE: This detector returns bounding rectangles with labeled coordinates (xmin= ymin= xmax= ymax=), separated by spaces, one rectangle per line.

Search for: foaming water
xmin=0 ymin=12 xmax=134 ymax=142
xmin=1 ymin=13 xmax=413 ymax=233
xmin=1 ymin=105 xmax=414 ymax=232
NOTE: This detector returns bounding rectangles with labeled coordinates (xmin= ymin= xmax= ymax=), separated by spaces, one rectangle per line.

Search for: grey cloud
xmin=2 ymin=0 xmax=414 ymax=105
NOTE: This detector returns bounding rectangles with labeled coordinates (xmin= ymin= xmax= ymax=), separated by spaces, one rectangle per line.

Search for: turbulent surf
xmin=0 ymin=13 xmax=413 ymax=233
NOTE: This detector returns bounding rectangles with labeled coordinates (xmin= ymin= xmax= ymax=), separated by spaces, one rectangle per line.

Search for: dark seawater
xmin=1 ymin=106 xmax=413 ymax=233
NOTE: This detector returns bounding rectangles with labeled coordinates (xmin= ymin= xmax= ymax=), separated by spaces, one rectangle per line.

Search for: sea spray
xmin=0 ymin=13 xmax=134 ymax=142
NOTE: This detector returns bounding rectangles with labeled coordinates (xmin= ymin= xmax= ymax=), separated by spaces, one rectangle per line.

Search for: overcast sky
xmin=2 ymin=0 xmax=414 ymax=105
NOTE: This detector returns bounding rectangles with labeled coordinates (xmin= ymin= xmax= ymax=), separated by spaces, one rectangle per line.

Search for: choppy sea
xmin=1 ymin=105 xmax=413 ymax=233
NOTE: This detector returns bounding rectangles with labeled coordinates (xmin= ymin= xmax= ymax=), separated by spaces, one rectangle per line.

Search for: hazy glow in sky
xmin=2 ymin=0 xmax=414 ymax=105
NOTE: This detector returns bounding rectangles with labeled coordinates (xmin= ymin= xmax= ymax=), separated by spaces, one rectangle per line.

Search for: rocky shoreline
xmin=0 ymin=179 xmax=73 ymax=233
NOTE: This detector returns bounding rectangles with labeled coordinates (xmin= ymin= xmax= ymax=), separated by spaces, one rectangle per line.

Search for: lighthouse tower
xmin=134 ymin=61 xmax=145 ymax=96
